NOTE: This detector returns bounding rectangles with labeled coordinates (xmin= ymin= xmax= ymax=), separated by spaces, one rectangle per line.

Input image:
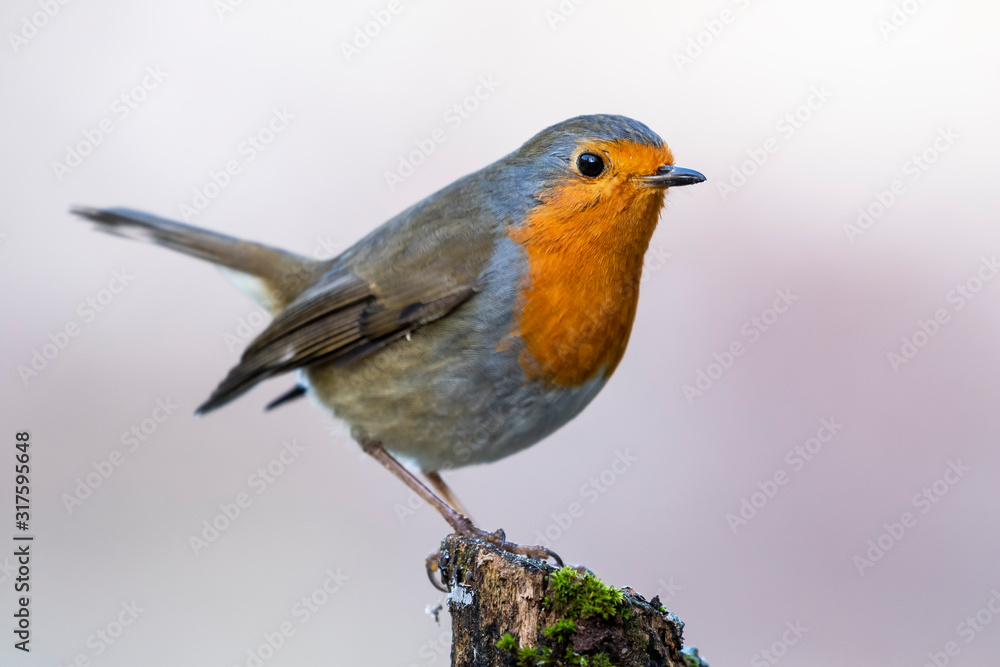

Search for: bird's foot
xmin=426 ymin=551 xmax=448 ymax=592
xmin=426 ymin=524 xmax=563 ymax=591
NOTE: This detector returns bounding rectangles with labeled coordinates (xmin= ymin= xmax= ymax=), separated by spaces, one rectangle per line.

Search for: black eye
xmin=577 ymin=152 xmax=605 ymax=178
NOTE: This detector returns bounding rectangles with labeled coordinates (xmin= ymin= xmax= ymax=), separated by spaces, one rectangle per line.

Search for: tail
xmin=71 ymin=206 xmax=325 ymax=313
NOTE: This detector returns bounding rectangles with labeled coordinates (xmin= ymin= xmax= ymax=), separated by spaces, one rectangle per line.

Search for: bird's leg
xmin=424 ymin=470 xmax=564 ymax=566
xmin=361 ymin=439 xmax=478 ymax=535
xmin=360 ymin=439 xmax=563 ymax=591
xmin=360 ymin=439 xmax=494 ymax=591
xmin=424 ymin=470 xmax=473 ymax=521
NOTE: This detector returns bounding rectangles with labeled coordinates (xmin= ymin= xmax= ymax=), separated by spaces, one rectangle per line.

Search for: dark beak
xmin=639 ymin=164 xmax=706 ymax=188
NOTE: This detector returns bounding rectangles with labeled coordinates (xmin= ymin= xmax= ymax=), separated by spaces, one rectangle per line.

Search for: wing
xmin=196 ymin=179 xmax=499 ymax=414
xmin=196 ymin=266 xmax=477 ymax=413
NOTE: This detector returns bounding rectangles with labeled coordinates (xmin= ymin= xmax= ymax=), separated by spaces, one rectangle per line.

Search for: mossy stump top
xmin=439 ymin=535 xmax=704 ymax=667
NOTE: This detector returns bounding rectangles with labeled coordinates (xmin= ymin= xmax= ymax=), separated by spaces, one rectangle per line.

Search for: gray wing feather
xmin=196 ymin=271 xmax=477 ymax=414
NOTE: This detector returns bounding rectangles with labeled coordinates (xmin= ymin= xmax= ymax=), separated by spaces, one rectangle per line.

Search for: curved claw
xmin=423 ymin=527 xmax=565 ymax=591
xmin=546 ymin=547 xmax=564 ymax=567
xmin=499 ymin=540 xmax=564 ymax=567
xmin=425 ymin=551 xmax=449 ymax=592
xmin=464 ymin=524 xmax=564 ymax=566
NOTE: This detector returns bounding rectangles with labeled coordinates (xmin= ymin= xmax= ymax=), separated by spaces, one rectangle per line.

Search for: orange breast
xmin=508 ymin=178 xmax=666 ymax=387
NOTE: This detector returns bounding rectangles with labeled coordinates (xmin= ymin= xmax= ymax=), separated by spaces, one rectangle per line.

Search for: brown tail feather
xmin=71 ymin=206 xmax=325 ymax=312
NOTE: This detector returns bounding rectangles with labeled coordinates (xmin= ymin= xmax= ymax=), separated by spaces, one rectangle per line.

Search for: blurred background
xmin=2 ymin=1 xmax=999 ymax=665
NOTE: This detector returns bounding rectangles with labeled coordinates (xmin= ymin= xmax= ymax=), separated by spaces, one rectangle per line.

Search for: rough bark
xmin=439 ymin=535 xmax=707 ymax=667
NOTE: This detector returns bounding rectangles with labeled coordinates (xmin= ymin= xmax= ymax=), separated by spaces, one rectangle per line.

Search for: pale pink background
xmin=2 ymin=1 xmax=999 ymax=665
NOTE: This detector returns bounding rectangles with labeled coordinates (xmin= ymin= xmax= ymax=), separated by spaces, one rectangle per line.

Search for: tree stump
xmin=439 ymin=535 xmax=707 ymax=667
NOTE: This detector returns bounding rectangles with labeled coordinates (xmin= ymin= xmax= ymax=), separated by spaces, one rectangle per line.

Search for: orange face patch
xmin=508 ymin=139 xmax=673 ymax=386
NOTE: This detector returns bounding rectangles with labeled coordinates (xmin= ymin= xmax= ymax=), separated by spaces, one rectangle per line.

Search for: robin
xmin=73 ymin=114 xmax=705 ymax=589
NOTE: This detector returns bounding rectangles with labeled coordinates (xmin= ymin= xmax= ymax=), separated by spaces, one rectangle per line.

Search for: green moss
xmin=498 ymin=635 xmax=555 ymax=667
xmin=543 ymin=618 xmax=576 ymax=643
xmin=498 ymin=629 xmax=614 ymax=667
xmin=517 ymin=646 xmax=540 ymax=667
xmin=545 ymin=567 xmax=624 ymax=621
xmin=497 ymin=569 xmax=632 ymax=666
xmin=497 ymin=633 xmax=517 ymax=652
xmin=554 ymin=650 xmax=614 ymax=667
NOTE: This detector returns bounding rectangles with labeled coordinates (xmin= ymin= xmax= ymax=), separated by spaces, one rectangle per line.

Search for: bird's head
xmin=512 ymin=114 xmax=704 ymax=221
xmin=504 ymin=114 xmax=704 ymax=259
